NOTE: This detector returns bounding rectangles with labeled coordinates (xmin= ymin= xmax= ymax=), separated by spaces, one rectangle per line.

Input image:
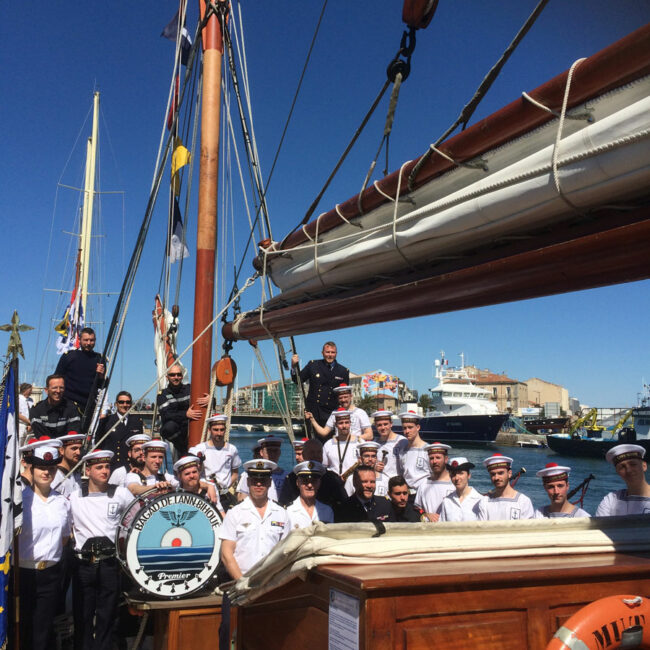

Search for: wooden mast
xmin=188 ymin=0 xmax=224 ymax=446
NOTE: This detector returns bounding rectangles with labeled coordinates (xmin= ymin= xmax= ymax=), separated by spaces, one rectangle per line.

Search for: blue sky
xmin=1 ymin=1 xmax=648 ymax=408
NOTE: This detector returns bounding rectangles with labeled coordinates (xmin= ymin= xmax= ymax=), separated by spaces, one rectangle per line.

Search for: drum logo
xmin=120 ymin=491 xmax=222 ymax=598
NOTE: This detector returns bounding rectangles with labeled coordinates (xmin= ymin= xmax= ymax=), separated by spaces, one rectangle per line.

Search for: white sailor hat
xmin=536 ymin=462 xmax=571 ymax=481
xmin=449 ymin=456 xmax=475 ymax=472
xmin=243 ymin=459 xmax=278 ymax=475
xmin=357 ymin=441 xmax=380 ymax=453
xmin=173 ymin=455 xmax=201 ymax=473
xmin=333 ymin=408 xmax=351 ymax=419
xmin=82 ymin=449 xmax=115 ymax=465
xmin=20 ymin=436 xmax=63 ymax=454
xmin=483 ymin=453 xmax=513 ymax=469
xmin=605 ymin=444 xmax=646 ymax=465
xmin=257 ymin=434 xmax=283 ymax=447
xmin=188 ymin=445 xmax=206 ymax=461
xmin=333 ymin=383 xmax=352 ymax=394
xmin=61 ymin=431 xmax=85 ymax=444
xmin=398 ymin=410 xmax=422 ymax=421
xmin=206 ymin=414 xmax=228 ymax=425
xmin=424 ymin=441 xmax=451 ymax=453
xmin=142 ymin=439 xmax=169 ymax=453
xmin=25 ymin=444 xmax=61 ymax=467
xmin=292 ymin=438 xmax=308 ymax=449
xmin=293 ymin=460 xmax=326 ymax=476
xmin=126 ymin=434 xmax=151 ymax=447
xmin=371 ymin=410 xmax=393 ymax=420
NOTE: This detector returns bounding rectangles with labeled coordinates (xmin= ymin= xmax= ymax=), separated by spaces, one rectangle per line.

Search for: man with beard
xmin=596 ymin=444 xmax=650 ymax=516
xmin=322 ymin=409 xmax=361 ymax=477
xmin=344 ymin=441 xmax=390 ymax=497
xmin=415 ymin=442 xmax=454 ymax=521
xmin=283 ymin=460 xmax=333 ymax=535
xmin=108 ymin=434 xmax=150 ymax=487
xmin=535 ymin=462 xmax=590 ymax=518
xmin=440 ymin=457 xmax=484 ymax=522
xmin=30 ymin=374 xmax=81 ymax=439
xmin=335 ymin=466 xmax=393 ymax=523
xmin=477 ymin=453 xmax=535 ymax=520
xmin=96 ymin=390 xmax=144 ymax=469
xmin=51 ymin=431 xmax=85 ymax=496
xmin=306 ymin=383 xmax=373 ymax=441
xmin=55 ymin=327 xmax=105 ymax=414
xmin=174 ymin=455 xmax=224 ymax=515
xmin=394 ymin=412 xmax=430 ymax=491
xmin=373 ymin=410 xmax=405 ymax=479
xmin=387 ymin=476 xmax=424 ymax=522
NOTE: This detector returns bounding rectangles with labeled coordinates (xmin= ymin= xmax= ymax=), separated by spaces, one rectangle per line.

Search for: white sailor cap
xmin=292 ymin=438 xmax=308 ymax=449
xmin=424 ymin=441 xmax=451 ymax=453
xmin=126 ymin=434 xmax=151 ymax=447
xmin=536 ymin=462 xmax=571 ymax=481
xmin=82 ymin=449 xmax=115 ymax=465
xmin=605 ymin=444 xmax=646 ymax=465
xmin=206 ymin=414 xmax=228 ymax=425
xmin=61 ymin=431 xmax=85 ymax=444
xmin=25 ymin=445 xmax=62 ymax=467
xmin=293 ymin=460 xmax=326 ymax=476
xmin=357 ymin=441 xmax=380 ymax=453
xmin=20 ymin=436 xmax=63 ymax=454
xmin=257 ymin=434 xmax=283 ymax=447
xmin=483 ymin=453 xmax=513 ymax=469
xmin=371 ymin=410 xmax=393 ymax=420
xmin=449 ymin=456 xmax=475 ymax=472
xmin=332 ymin=408 xmax=351 ymax=419
xmin=333 ymin=383 xmax=352 ymax=394
xmin=142 ymin=440 xmax=169 ymax=453
xmin=173 ymin=455 xmax=201 ymax=473
xmin=398 ymin=410 xmax=422 ymax=421
xmin=188 ymin=445 xmax=205 ymax=461
xmin=243 ymin=459 xmax=278 ymax=475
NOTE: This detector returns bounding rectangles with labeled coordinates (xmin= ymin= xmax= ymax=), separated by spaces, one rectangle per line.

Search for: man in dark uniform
xmin=291 ymin=341 xmax=349 ymax=429
xmin=96 ymin=390 xmax=144 ymax=470
xmin=387 ymin=475 xmax=424 ymax=522
xmin=54 ymin=327 xmax=105 ymax=414
xmin=156 ymin=364 xmax=192 ymax=456
xmin=30 ymin=374 xmax=81 ymax=438
xmin=335 ymin=466 xmax=393 ymax=523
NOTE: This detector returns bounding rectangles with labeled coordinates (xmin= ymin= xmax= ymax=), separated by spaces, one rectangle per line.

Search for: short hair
xmin=19 ymin=383 xmax=32 ymax=394
xmin=116 ymin=390 xmax=132 ymax=401
xmin=388 ymin=475 xmax=408 ymax=492
xmin=80 ymin=327 xmax=95 ymax=337
xmin=45 ymin=374 xmax=64 ymax=388
xmin=353 ymin=465 xmax=375 ymax=480
xmin=301 ymin=439 xmax=324 ymax=462
xmin=322 ymin=341 xmax=337 ymax=350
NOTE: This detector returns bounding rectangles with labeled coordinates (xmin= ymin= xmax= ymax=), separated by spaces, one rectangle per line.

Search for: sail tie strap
xmin=521 ymin=91 xmax=593 ymax=123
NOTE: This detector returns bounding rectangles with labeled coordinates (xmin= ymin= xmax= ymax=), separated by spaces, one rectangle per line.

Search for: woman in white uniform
xmin=18 ymin=443 xmax=71 ymax=649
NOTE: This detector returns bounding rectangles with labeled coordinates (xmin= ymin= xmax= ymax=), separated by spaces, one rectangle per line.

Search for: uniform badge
xmin=416 ymin=457 xmax=426 ymax=469
xmin=510 ymin=509 xmax=520 ymax=519
xmin=108 ymin=503 xmax=119 ymax=517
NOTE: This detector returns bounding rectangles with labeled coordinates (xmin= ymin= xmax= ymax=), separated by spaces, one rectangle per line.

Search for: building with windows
xmin=464 ymin=366 xmax=528 ymax=414
xmin=526 ymin=377 xmax=570 ymax=414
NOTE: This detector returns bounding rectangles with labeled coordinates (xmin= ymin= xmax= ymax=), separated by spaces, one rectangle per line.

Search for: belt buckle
xmin=37 ymin=561 xmax=47 ymax=570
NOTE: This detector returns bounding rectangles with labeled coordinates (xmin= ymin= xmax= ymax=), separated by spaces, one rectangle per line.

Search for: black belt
xmin=74 ymin=550 xmax=115 ymax=564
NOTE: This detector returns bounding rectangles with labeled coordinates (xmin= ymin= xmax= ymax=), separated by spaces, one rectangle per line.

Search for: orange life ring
xmin=547 ymin=595 xmax=650 ymax=650
xmin=402 ymin=0 xmax=438 ymax=30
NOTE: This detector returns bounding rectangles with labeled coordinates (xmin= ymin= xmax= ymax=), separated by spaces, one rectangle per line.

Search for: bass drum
xmin=116 ymin=489 xmax=222 ymax=599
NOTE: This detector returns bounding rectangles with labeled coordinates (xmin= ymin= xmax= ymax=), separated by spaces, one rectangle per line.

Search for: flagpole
xmin=188 ymin=0 xmax=225 ymax=447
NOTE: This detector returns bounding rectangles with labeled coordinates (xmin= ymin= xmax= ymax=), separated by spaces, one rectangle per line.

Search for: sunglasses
xmin=168 ymin=373 xmax=183 ymax=378
xmin=117 ymin=400 xmax=132 ymax=404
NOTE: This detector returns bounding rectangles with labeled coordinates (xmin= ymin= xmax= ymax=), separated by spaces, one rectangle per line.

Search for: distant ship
xmin=395 ymin=352 xmax=508 ymax=445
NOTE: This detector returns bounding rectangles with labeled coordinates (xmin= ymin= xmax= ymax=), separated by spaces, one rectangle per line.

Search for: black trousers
xmin=19 ymin=562 xmax=62 ymax=650
xmin=160 ymin=420 xmax=188 ymax=456
xmin=305 ymin=400 xmax=334 ymax=430
xmin=72 ymin=557 xmax=120 ymax=650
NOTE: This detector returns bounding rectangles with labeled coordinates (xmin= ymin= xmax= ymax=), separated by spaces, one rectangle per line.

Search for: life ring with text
xmin=547 ymin=595 xmax=650 ymax=649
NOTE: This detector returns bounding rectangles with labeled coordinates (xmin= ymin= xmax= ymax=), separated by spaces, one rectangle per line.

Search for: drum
xmin=116 ymin=489 xmax=222 ymax=598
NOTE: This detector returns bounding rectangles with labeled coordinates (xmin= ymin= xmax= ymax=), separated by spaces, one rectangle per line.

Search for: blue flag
xmin=0 ymin=362 xmax=22 ymax=649
xmin=161 ymin=8 xmax=192 ymax=66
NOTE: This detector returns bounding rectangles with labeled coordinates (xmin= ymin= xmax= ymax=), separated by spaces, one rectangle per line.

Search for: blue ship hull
xmin=394 ymin=414 xmax=507 ymax=445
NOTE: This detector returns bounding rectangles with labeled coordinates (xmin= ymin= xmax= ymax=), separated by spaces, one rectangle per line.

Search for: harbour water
xmin=226 ymin=430 xmax=624 ymax=515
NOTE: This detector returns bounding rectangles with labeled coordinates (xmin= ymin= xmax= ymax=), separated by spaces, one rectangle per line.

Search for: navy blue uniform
xmin=30 ymin=398 xmax=81 ymax=438
xmin=96 ymin=413 xmax=144 ymax=469
xmin=156 ymin=383 xmax=191 ymax=455
xmin=292 ymin=359 xmax=349 ymax=427
xmin=334 ymin=494 xmax=393 ymax=523
xmin=55 ymin=349 xmax=104 ymax=408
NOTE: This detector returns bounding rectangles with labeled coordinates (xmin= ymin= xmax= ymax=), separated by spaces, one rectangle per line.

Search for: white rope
xmin=521 ymin=91 xmax=593 ymax=122
xmin=200 ymin=366 xmax=219 ymax=442
xmin=313 ymin=213 xmax=327 ymax=288
xmin=335 ymin=204 xmax=363 ymax=229
xmin=391 ymin=161 xmax=415 ymax=269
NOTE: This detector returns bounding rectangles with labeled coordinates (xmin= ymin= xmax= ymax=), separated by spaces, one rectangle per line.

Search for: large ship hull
xmin=395 ymin=414 xmax=508 ymax=445
xmin=546 ymin=433 xmax=650 ymax=459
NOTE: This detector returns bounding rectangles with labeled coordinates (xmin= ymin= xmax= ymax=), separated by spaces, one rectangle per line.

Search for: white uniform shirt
xmin=51 ymin=468 xmax=82 ymax=497
xmin=69 ymin=486 xmax=133 ymax=550
xmin=415 ymin=478 xmax=454 ymax=514
xmin=194 ymin=441 xmax=241 ymax=488
xmin=323 ymin=437 xmax=360 ymax=476
xmin=325 ymin=407 xmax=371 ymax=437
xmin=477 ymin=492 xmax=535 ymax=520
xmin=125 ymin=470 xmax=179 ymax=488
xmin=19 ymin=486 xmax=71 ymax=564
xmin=595 ymin=490 xmax=650 ymax=517
xmin=109 ymin=466 xmax=129 ymax=487
xmin=219 ymin=497 xmax=288 ymax=575
xmin=439 ymin=487 xmax=484 ymax=522
xmin=535 ymin=505 xmax=591 ymax=518
xmin=344 ymin=471 xmax=390 ymax=498
xmin=394 ymin=439 xmax=430 ymax=489
xmin=18 ymin=394 xmax=30 ymax=440
xmin=283 ymin=497 xmax=334 ymax=537
xmin=377 ymin=434 xmax=406 ymax=478
xmin=237 ymin=470 xmax=283 ymax=502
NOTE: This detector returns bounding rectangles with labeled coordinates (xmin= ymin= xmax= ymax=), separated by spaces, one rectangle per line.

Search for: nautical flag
xmin=55 ymin=287 xmax=85 ymax=355
xmin=172 ymin=137 xmax=191 ymax=196
xmin=161 ymin=7 xmax=192 ymax=66
xmin=167 ymin=74 xmax=180 ymax=131
xmin=0 ymin=362 xmax=23 ymax=649
xmin=169 ymin=198 xmax=190 ymax=263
